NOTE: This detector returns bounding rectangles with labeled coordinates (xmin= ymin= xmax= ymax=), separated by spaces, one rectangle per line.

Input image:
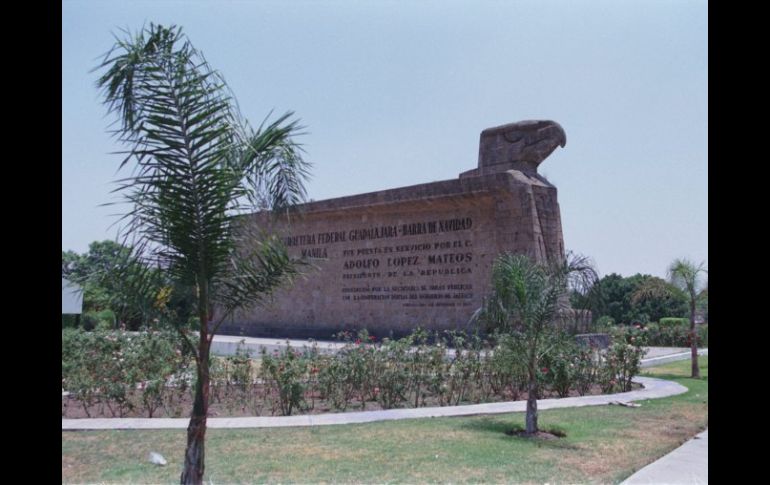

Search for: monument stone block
xmin=221 ymin=120 xmax=570 ymax=339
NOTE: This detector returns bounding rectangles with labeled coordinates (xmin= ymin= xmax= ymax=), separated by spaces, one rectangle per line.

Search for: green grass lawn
xmin=62 ymin=356 xmax=708 ymax=484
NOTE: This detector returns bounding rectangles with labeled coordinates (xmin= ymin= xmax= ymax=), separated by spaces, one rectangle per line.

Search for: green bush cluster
xmin=540 ymin=339 xmax=600 ymax=397
xmin=610 ymin=323 xmax=708 ymax=348
xmin=204 ymin=329 xmax=646 ymax=416
xmin=658 ymin=317 xmax=689 ymax=329
xmin=61 ymin=328 xmax=194 ymax=417
xmin=261 ymin=343 xmax=312 ymax=416
xmin=63 ymin=328 xmax=648 ymax=418
xmin=599 ymin=341 xmax=646 ymax=392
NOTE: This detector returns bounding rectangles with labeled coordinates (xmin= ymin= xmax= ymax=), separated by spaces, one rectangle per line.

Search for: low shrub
xmin=96 ymin=309 xmax=117 ymax=328
xmin=698 ymin=324 xmax=708 ymax=348
xmin=81 ymin=312 xmax=100 ymax=331
xmin=62 ymin=314 xmax=79 ymax=329
xmin=595 ymin=316 xmax=615 ymax=329
xmin=608 ymin=325 xmax=649 ymax=347
xmin=599 ymin=334 xmax=646 ymax=393
xmin=260 ymin=343 xmax=311 ymax=416
xmin=624 ymin=321 xmax=708 ymax=348
xmin=485 ymin=333 xmax=528 ymax=401
xmin=63 ymin=326 xmax=653 ymax=418
xmin=61 ymin=328 xmax=193 ymax=417
xmin=572 ymin=344 xmax=600 ymax=396
xmin=659 ymin=317 xmax=689 ymax=329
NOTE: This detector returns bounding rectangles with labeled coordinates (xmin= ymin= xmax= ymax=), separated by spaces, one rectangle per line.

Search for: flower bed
xmin=62 ymin=329 xmax=644 ymax=419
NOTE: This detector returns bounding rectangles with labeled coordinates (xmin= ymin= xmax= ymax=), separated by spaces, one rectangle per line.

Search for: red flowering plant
xmin=484 ymin=332 xmax=529 ymax=401
xmin=599 ymin=334 xmax=645 ymax=393
xmin=325 ymin=329 xmax=381 ymax=410
xmin=572 ymin=344 xmax=599 ymax=396
xmin=438 ymin=330 xmax=485 ymax=406
xmin=316 ymin=353 xmax=358 ymax=411
xmin=259 ymin=341 xmax=310 ymax=416
xmin=372 ymin=335 xmax=411 ymax=409
xmin=535 ymin=331 xmax=583 ymax=398
xmin=61 ymin=328 xmax=193 ymax=418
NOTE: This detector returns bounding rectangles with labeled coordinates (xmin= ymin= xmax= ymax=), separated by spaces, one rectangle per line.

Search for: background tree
xmin=61 ymin=249 xmax=82 ymax=280
xmin=628 ymin=275 xmax=689 ymax=324
xmin=474 ymin=252 xmax=597 ymax=435
xmin=668 ymin=259 xmax=707 ymax=378
xmin=632 ymin=259 xmax=707 ymax=377
xmin=95 ymin=24 xmax=310 ymax=484
xmin=696 ymin=282 xmax=708 ymax=324
xmin=578 ymin=273 xmax=688 ymax=326
xmin=62 ymin=240 xmax=166 ymax=329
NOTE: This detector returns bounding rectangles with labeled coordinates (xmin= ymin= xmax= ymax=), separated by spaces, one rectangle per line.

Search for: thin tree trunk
xmin=690 ymin=298 xmax=700 ymax=378
xmin=526 ymin=369 xmax=538 ymax=435
xmin=181 ymin=281 xmax=211 ymax=485
xmin=181 ymin=350 xmax=209 ymax=484
xmin=524 ymin=328 xmax=542 ymax=436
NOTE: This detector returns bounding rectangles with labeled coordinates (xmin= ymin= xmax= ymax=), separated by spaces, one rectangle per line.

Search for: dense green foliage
xmin=62 ymin=328 xmax=194 ymax=417
xmin=62 ymin=328 xmax=645 ymax=418
xmin=62 ymin=240 xmax=197 ymax=330
xmin=572 ymin=273 xmax=690 ymax=325
xmin=609 ymin=323 xmax=708 ymax=348
xmin=658 ymin=317 xmax=689 ymax=329
xmin=697 ymin=288 xmax=708 ymax=323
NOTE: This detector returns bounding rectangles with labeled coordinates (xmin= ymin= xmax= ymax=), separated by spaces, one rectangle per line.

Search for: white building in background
xmin=62 ymin=277 xmax=82 ymax=314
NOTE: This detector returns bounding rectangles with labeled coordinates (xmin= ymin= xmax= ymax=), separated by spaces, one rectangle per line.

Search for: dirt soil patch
xmin=505 ymin=427 xmax=567 ymax=439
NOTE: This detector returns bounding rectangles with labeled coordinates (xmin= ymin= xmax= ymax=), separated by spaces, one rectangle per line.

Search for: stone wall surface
xmin=220 ymin=121 xmax=569 ymax=339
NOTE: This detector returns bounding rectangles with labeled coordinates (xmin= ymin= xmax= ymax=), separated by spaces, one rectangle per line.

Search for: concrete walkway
xmin=641 ymin=348 xmax=708 ymax=368
xmin=209 ymin=334 xmax=347 ymax=357
xmin=621 ymin=429 xmax=708 ymax=484
xmin=61 ymin=375 xmax=686 ymax=430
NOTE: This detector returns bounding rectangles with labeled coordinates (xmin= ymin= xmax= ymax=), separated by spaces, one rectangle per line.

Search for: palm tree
xmin=474 ymin=252 xmax=597 ymax=435
xmin=668 ymin=259 xmax=707 ymax=378
xmin=95 ymin=24 xmax=310 ymax=484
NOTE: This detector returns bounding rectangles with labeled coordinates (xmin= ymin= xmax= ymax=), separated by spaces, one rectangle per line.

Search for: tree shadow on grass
xmin=459 ymin=417 xmax=579 ymax=450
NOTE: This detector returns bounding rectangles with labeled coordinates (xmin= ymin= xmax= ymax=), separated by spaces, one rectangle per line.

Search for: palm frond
xmin=95 ymin=22 xmax=311 ymax=346
xmin=238 ymin=112 xmax=311 ymax=212
xmin=95 ymin=24 xmax=242 ymax=284
xmin=667 ymin=258 xmax=707 ymax=295
xmin=473 ymin=251 xmax=597 ymax=334
xmin=211 ymin=232 xmax=309 ymax=333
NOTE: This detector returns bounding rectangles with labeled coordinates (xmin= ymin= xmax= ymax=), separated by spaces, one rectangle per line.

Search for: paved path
xmin=641 ymin=348 xmax=708 ymax=368
xmin=621 ymin=429 xmax=708 ymax=484
xmin=61 ymin=376 xmax=686 ymax=430
xmin=644 ymin=347 xmax=691 ymax=359
xmin=209 ymin=335 xmax=347 ymax=357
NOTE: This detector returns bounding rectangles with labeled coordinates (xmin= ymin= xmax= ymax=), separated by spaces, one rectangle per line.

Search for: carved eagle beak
xmin=549 ymin=122 xmax=567 ymax=148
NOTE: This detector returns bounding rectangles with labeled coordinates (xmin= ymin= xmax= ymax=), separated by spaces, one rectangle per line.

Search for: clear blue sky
xmin=62 ymin=0 xmax=707 ymax=279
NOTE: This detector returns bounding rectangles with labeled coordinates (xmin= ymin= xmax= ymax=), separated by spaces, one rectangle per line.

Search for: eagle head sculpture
xmin=477 ymin=120 xmax=566 ymax=175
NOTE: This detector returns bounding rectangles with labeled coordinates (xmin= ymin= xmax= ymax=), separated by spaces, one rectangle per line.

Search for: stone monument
xmin=220 ymin=120 xmax=570 ymax=339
